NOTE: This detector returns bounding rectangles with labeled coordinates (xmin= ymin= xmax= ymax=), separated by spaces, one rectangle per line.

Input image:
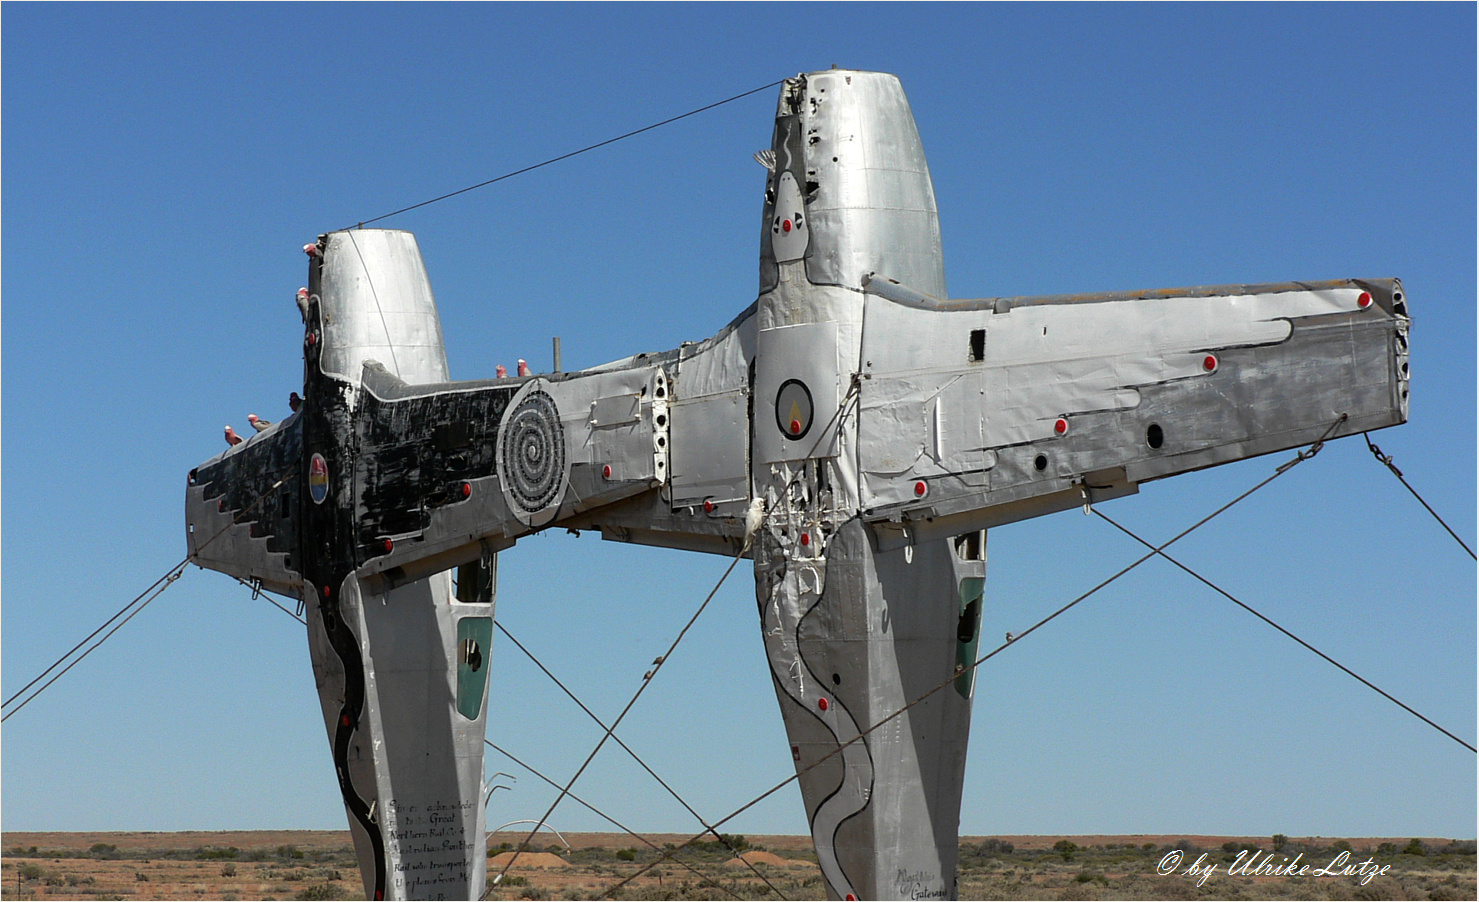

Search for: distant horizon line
xmin=4 ymin=830 xmax=1473 ymax=842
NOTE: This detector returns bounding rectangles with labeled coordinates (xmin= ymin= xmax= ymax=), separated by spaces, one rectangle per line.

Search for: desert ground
xmin=2 ymin=830 xmax=1473 ymax=900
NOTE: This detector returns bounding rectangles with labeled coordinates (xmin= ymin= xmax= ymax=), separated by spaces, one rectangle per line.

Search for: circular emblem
xmin=775 ymin=379 xmax=814 ymax=441
xmin=309 ymin=453 xmax=329 ymax=505
xmin=497 ymin=388 xmax=568 ymax=525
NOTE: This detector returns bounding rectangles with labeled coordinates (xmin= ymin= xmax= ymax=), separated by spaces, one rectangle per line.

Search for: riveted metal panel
xmin=755 ymin=322 xmax=840 ymax=463
xmin=856 ymin=280 xmax=1407 ymax=526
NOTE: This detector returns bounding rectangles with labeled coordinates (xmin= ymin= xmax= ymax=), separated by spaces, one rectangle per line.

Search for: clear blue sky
xmin=4 ymin=4 xmax=1474 ymax=843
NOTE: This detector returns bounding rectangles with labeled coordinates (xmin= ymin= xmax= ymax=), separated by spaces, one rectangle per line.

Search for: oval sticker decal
xmin=775 ymin=378 xmax=814 ymax=441
xmin=309 ymin=453 xmax=329 ymax=505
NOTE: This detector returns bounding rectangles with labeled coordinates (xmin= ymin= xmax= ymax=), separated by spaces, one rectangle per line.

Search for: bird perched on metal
xmin=296 ymin=287 xmax=310 ymax=322
xmin=224 ymin=425 xmax=244 ymax=446
xmin=495 ymin=364 xmax=507 ymax=378
xmin=743 ymin=497 xmax=766 ymax=550
xmin=247 ymin=414 xmax=272 ymax=433
xmin=1005 ymin=632 xmax=1015 ymax=643
xmin=642 ymin=670 xmax=654 ymax=681
xmin=517 ymin=359 xmax=530 ymax=377
xmin=288 ymin=391 xmax=302 ymax=413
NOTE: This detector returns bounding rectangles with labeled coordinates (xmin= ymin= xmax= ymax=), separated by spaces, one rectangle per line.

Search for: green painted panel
xmin=954 ymin=577 xmax=984 ymax=699
xmin=456 ymin=616 xmax=493 ymax=720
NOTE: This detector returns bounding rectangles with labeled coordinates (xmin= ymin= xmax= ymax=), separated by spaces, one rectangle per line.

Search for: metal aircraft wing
xmin=186 ymin=321 xmax=758 ymax=606
xmin=850 ymin=276 xmax=1410 ymax=547
xmin=344 ymin=299 xmax=764 ymax=575
xmin=340 ymin=358 xmax=676 ymax=590
xmin=187 ymin=416 xmax=304 ymax=597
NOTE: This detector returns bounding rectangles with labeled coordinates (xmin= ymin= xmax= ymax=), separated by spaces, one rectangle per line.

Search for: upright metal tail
xmin=302 ymin=231 xmax=492 ymax=900
xmin=752 ymin=71 xmax=974 ymax=900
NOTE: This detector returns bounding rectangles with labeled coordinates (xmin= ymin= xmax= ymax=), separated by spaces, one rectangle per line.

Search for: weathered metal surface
xmin=668 ymin=305 xmax=756 ymax=512
xmin=855 ymin=278 xmax=1408 ymax=532
xmin=750 ymin=71 xmax=969 ymax=901
xmin=760 ymin=72 xmax=946 ymax=299
xmin=317 ymin=230 xmax=450 ymax=385
xmin=185 ymin=70 xmax=1409 ymax=902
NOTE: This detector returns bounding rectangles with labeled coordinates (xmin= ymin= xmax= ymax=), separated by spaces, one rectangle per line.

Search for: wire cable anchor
xmin=1364 ymin=432 xmax=1476 ymax=560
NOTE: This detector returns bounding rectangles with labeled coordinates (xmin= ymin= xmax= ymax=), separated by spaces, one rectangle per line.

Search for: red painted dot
xmin=800 ymin=532 xmax=810 ymax=547
xmin=308 ymin=332 xmax=317 ymax=346
xmin=783 ymin=219 xmax=792 ymax=233
xmin=818 ymin=697 xmax=829 ymax=711
xmin=914 ymin=480 xmax=927 ymax=497
xmin=323 ymin=585 xmax=331 ymax=598
xmin=790 ymin=419 xmax=802 ymax=435
xmin=703 ymin=499 xmax=715 ymax=513
xmin=340 ymin=714 xmax=350 ymax=727
xmin=383 ymin=538 xmax=394 ymax=554
xmin=846 ymin=895 xmax=857 ymax=901
xmin=218 ymin=499 xmax=225 ymax=512
xmin=461 ymin=482 xmax=472 ymax=498
xmin=1357 ymin=291 xmax=1372 ymax=309
xmin=602 ymin=464 xmax=612 ymax=479
xmin=1054 ymin=417 xmax=1068 ymax=435
xmin=1203 ymin=354 xmax=1218 ymax=372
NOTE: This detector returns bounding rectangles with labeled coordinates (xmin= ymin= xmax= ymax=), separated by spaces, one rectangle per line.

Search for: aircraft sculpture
xmin=185 ymin=70 xmax=1410 ymax=901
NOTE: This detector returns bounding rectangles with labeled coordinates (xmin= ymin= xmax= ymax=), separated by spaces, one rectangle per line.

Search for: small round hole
xmin=1033 ymin=454 xmax=1048 ymax=472
xmin=1393 ymin=292 xmax=1403 ymax=301
xmin=1147 ymin=424 xmax=1165 ymax=449
xmin=831 ymin=673 xmax=841 ymax=686
xmin=656 ymin=414 xmax=667 ymax=427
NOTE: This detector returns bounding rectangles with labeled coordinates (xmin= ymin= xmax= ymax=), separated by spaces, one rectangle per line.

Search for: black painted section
xmin=355 ymin=383 xmax=514 ymax=548
xmin=296 ymin=246 xmax=388 ymax=901
xmin=195 ymin=418 xmax=302 ymax=559
xmin=286 ymin=252 xmax=520 ymax=900
xmin=192 ymin=242 xmax=532 ymax=900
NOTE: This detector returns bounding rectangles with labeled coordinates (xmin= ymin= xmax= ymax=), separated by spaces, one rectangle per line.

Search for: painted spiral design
xmin=500 ymin=391 xmax=565 ymax=515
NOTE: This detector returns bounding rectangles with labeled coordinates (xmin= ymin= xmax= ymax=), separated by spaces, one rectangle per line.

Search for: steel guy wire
xmin=2 ymin=472 xmax=292 ymax=720
xmin=494 ymin=544 xmax=749 ymax=885
xmin=230 ymin=575 xmax=308 ymax=625
xmin=497 ymin=377 xmax=864 ymax=883
xmin=2 ymin=567 xmax=185 ymax=723
xmin=594 ymin=417 xmax=1347 ymax=898
xmin=2 ymin=567 xmax=180 ymax=711
xmin=494 ymin=622 xmax=788 ymax=898
xmin=1095 ymin=509 xmax=1477 ymax=754
xmin=347 ymin=79 xmax=787 ymax=231
xmin=1363 ymin=432 xmax=1476 ymax=560
xmin=483 ymin=740 xmax=747 ymax=901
